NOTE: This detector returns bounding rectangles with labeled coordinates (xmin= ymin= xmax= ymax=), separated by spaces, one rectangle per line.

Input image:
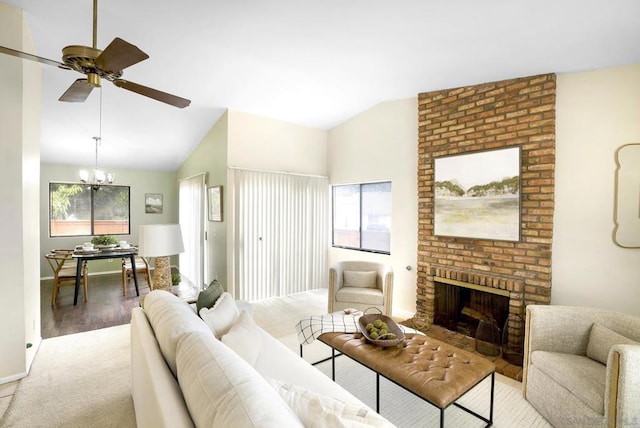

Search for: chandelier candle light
xmin=79 ymin=136 xmax=115 ymax=187
xmin=138 ymin=224 xmax=185 ymax=292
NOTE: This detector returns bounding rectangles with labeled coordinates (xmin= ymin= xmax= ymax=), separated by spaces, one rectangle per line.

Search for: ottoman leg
xmin=331 ymin=348 xmax=336 ymax=381
xmin=489 ymin=372 xmax=495 ymax=425
xmin=376 ymin=373 xmax=380 ymax=413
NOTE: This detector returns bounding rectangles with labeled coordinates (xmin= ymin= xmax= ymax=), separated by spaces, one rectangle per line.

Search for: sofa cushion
xmin=343 ymin=270 xmax=377 ymax=288
xmin=196 ymin=279 xmax=224 ymax=314
xmin=221 ymin=310 xmax=261 ymax=366
xmin=199 ymin=292 xmax=239 ymax=338
xmin=268 ymin=378 xmax=393 ymax=428
xmin=335 ymin=286 xmax=383 ymax=305
xmin=176 ymin=331 xmax=303 ymax=427
xmin=142 ymin=289 xmax=212 ymax=377
xmin=253 ymin=329 xmax=369 ymax=406
xmin=587 ymin=323 xmax=639 ymax=365
xmin=531 ymin=350 xmax=606 ymax=414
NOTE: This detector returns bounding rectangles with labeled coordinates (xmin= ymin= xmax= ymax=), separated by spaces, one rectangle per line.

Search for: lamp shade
xmin=138 ymin=224 xmax=185 ymax=257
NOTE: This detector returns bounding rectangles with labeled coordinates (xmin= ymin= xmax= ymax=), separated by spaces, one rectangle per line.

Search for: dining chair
xmin=45 ymin=250 xmax=89 ymax=305
xmin=121 ymin=256 xmax=152 ymax=296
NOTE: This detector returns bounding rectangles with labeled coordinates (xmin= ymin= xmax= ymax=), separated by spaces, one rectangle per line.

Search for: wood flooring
xmin=41 ymin=272 xmax=152 ymax=339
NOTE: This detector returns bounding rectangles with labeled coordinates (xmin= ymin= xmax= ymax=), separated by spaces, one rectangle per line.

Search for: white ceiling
xmin=3 ymin=0 xmax=640 ymax=171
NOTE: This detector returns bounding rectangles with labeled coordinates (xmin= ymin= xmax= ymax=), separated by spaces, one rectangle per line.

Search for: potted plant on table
xmin=91 ymin=234 xmax=119 ymax=249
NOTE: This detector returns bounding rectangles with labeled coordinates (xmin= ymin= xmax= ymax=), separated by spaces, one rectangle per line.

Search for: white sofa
xmin=131 ymin=290 xmax=393 ymax=427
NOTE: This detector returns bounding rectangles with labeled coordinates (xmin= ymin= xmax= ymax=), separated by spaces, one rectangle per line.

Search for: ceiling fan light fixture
xmin=0 ymin=0 xmax=191 ymax=108
xmin=87 ymin=72 xmax=101 ymax=87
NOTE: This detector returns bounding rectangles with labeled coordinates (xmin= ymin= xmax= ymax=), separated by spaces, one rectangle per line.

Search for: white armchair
xmin=523 ymin=305 xmax=640 ymax=427
xmin=328 ymin=261 xmax=393 ymax=317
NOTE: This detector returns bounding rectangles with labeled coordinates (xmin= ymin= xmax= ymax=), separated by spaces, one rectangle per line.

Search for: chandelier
xmin=79 ymin=88 xmax=114 ymax=189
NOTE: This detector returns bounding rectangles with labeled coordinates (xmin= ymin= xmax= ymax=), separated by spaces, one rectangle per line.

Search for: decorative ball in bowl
xmin=358 ymin=314 xmax=405 ymax=347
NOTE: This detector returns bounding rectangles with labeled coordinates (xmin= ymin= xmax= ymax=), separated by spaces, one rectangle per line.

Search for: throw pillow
xmin=176 ymin=331 xmax=303 ymax=427
xmin=199 ymin=292 xmax=239 ymax=338
xmin=586 ymin=323 xmax=639 ymax=364
xmin=222 ymin=310 xmax=262 ymax=366
xmin=343 ymin=271 xmax=377 ymax=288
xmin=196 ymin=279 xmax=224 ymax=314
xmin=267 ymin=378 xmax=394 ymax=428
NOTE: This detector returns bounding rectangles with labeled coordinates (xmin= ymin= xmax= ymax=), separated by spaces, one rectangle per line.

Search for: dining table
xmin=72 ymin=247 xmax=140 ymax=305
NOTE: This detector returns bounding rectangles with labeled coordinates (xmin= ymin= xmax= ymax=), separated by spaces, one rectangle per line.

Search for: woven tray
xmin=358 ymin=314 xmax=405 ymax=347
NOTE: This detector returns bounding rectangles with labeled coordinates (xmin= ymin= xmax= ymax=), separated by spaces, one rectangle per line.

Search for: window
xmin=49 ymin=183 xmax=130 ymax=237
xmin=332 ymin=181 xmax=391 ymax=254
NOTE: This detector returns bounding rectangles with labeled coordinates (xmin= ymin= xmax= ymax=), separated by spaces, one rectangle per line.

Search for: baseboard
xmin=0 ymin=336 xmax=43 ymax=385
xmin=0 ymin=370 xmax=27 ymax=385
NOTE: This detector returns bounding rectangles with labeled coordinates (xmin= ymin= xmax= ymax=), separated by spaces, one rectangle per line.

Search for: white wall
xmin=0 ymin=3 xmax=42 ymax=383
xmin=553 ymin=64 xmax=640 ymax=315
xmin=328 ymin=98 xmax=418 ymax=320
xmin=21 ymin=16 xmax=42 ymax=371
xmin=227 ymin=110 xmax=327 ymax=175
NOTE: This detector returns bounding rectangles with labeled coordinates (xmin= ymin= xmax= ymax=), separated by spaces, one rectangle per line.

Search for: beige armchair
xmin=328 ymin=261 xmax=393 ymax=317
xmin=523 ymin=305 xmax=640 ymax=427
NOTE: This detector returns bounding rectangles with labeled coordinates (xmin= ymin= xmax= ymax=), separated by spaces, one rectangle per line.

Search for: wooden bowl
xmin=358 ymin=314 xmax=405 ymax=347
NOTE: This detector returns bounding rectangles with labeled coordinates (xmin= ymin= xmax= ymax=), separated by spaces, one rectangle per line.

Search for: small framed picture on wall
xmin=145 ymin=193 xmax=163 ymax=214
xmin=208 ymin=186 xmax=222 ymax=222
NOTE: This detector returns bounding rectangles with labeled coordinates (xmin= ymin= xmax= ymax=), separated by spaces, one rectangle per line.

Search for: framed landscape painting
xmin=434 ymin=147 xmax=521 ymax=241
xmin=145 ymin=193 xmax=163 ymax=214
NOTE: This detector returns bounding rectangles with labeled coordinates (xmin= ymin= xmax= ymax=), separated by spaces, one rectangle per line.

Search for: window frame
xmin=48 ymin=182 xmax=131 ymax=238
xmin=331 ymin=181 xmax=391 ymax=255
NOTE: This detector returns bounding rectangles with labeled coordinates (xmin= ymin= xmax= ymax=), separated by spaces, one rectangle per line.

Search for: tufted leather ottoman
xmin=318 ymin=332 xmax=495 ymax=427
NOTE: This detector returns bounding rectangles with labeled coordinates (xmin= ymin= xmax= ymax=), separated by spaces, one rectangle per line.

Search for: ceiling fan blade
xmin=59 ymin=79 xmax=95 ymax=102
xmin=0 ymin=45 xmax=69 ymax=69
xmin=95 ymin=37 xmax=149 ymax=73
xmin=113 ymin=79 xmax=191 ymax=108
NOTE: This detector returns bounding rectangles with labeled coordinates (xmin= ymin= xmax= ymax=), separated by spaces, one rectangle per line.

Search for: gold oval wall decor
xmin=613 ymin=143 xmax=640 ymax=248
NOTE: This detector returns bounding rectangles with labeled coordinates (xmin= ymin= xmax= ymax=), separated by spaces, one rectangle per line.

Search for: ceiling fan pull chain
xmin=99 ymin=87 xmax=102 ymax=141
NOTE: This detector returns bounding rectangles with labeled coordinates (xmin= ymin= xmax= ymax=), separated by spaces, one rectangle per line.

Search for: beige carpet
xmin=1 ymin=289 xmax=550 ymax=427
xmin=0 ymin=324 xmax=135 ymax=428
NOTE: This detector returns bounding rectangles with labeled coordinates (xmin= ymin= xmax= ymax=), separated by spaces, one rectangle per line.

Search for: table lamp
xmin=139 ymin=224 xmax=185 ymax=292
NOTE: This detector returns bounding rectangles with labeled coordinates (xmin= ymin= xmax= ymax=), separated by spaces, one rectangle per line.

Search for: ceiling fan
xmin=0 ymin=0 xmax=190 ymax=108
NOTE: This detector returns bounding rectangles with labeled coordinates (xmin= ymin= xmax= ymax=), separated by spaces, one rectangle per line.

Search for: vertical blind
xmin=233 ymin=169 xmax=329 ymax=301
xmin=179 ymin=173 xmax=206 ymax=287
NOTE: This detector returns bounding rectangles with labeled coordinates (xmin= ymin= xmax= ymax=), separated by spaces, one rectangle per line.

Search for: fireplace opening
xmin=434 ymin=279 xmax=510 ymax=356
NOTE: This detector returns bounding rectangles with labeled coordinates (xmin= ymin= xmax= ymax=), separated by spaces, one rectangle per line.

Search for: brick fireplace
xmin=416 ymin=74 xmax=556 ymax=359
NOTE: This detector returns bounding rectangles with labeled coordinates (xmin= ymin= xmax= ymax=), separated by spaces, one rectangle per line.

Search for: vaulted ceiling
xmin=2 ymin=0 xmax=639 ymax=170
